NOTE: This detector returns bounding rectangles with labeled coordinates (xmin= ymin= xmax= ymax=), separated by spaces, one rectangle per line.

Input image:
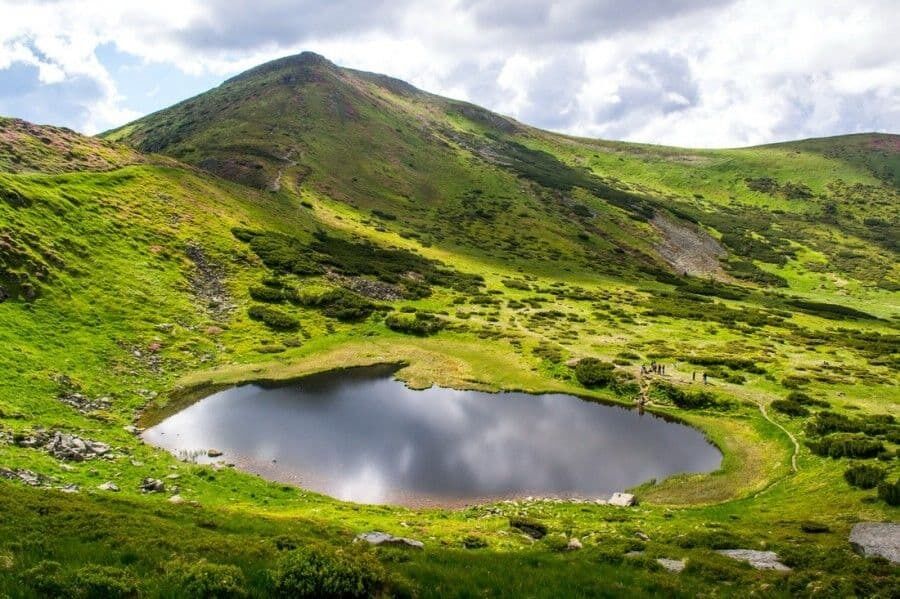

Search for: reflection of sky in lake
xmin=144 ymin=366 xmax=721 ymax=506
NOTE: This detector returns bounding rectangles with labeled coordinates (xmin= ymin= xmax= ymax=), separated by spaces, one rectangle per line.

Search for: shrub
xmin=249 ymin=284 xmax=288 ymax=303
xmin=877 ymin=478 xmax=900 ymax=506
xmin=543 ymin=535 xmax=570 ymax=552
xmin=806 ymin=434 xmax=884 ymax=459
xmin=270 ymin=546 xmax=387 ymax=598
xmin=787 ymin=391 xmax=829 ymax=407
xmin=509 ymin=516 xmax=548 ymax=539
xmin=844 ymin=464 xmax=886 ymax=489
xmin=318 ymin=290 xmax=375 ymax=322
xmin=653 ymin=382 xmax=722 ymax=410
xmin=771 ymin=399 xmax=809 ymax=417
xmin=20 ymin=560 xmax=70 ymax=596
xmin=574 ymin=358 xmax=616 ymax=388
xmin=787 ymin=299 xmax=877 ymax=321
xmin=73 ymin=565 xmax=138 ymax=598
xmin=248 ymin=305 xmax=300 ymax=331
xmin=385 ymin=312 xmax=445 ymax=336
xmin=800 ymin=521 xmax=830 ymax=533
xmin=462 ymin=534 xmax=488 ymax=549
xmin=168 ymin=560 xmax=247 ymax=598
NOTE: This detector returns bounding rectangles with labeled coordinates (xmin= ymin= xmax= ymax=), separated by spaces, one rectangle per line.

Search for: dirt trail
xmin=270 ymin=149 xmax=298 ymax=192
xmin=757 ymin=402 xmax=799 ymax=473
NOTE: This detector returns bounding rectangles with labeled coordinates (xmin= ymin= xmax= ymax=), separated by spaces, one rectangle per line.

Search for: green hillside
xmin=0 ymin=52 xmax=897 ymax=597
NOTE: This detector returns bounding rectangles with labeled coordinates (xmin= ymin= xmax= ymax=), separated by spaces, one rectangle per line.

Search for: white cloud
xmin=0 ymin=0 xmax=896 ymax=144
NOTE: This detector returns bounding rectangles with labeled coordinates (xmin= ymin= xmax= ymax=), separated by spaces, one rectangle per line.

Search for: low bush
xmin=806 ymin=434 xmax=884 ymax=459
xmin=787 ymin=299 xmax=877 ymax=321
xmin=385 ymin=312 xmax=445 ymax=336
xmin=249 ymin=285 xmax=288 ymax=303
xmin=73 ymin=565 xmax=138 ymax=598
xmin=806 ymin=411 xmax=898 ymax=437
xmin=166 ymin=560 xmax=246 ymax=598
xmin=800 ymin=521 xmax=830 ymax=534
xmin=844 ymin=464 xmax=886 ymax=489
xmin=786 ymin=391 xmax=829 ymax=407
xmin=270 ymin=546 xmax=387 ymax=598
xmin=574 ymin=358 xmax=616 ymax=388
xmin=878 ymin=478 xmax=900 ymax=506
xmin=248 ymin=305 xmax=300 ymax=331
xmin=770 ymin=399 xmax=809 ymax=417
xmin=509 ymin=516 xmax=548 ymax=539
xmin=318 ymin=290 xmax=375 ymax=322
xmin=462 ymin=534 xmax=488 ymax=549
xmin=20 ymin=561 xmax=70 ymax=596
xmin=653 ymin=382 xmax=723 ymax=410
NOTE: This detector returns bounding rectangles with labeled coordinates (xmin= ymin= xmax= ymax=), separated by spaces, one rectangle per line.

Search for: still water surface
xmin=144 ymin=365 xmax=721 ymax=506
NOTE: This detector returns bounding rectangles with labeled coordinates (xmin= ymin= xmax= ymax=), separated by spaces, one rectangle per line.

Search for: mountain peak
xmin=224 ymin=51 xmax=337 ymax=85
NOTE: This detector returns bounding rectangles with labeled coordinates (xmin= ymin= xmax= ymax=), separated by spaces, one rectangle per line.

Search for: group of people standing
xmin=641 ymin=363 xmax=710 ymax=384
xmin=641 ymin=362 xmax=666 ymax=375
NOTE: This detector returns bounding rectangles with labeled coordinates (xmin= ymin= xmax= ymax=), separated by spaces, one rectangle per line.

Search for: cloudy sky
xmin=1 ymin=0 xmax=897 ymax=147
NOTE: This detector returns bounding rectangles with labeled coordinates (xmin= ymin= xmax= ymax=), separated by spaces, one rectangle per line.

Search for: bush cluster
xmin=806 ymin=434 xmax=884 ymax=459
xmin=509 ymin=516 xmax=548 ymax=539
xmin=248 ymin=305 xmax=300 ymax=331
xmin=653 ymin=382 xmax=723 ymax=410
xmin=843 ymin=464 xmax=886 ymax=489
xmin=574 ymin=358 xmax=616 ymax=388
xmin=385 ymin=312 xmax=445 ymax=336
xmin=166 ymin=560 xmax=247 ymax=598
xmin=770 ymin=399 xmax=809 ymax=417
xmin=878 ymin=478 xmax=900 ymax=506
xmin=270 ymin=546 xmax=387 ymax=598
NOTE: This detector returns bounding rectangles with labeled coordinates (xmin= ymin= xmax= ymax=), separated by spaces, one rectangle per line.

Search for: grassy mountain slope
xmin=0 ymin=52 xmax=897 ymax=596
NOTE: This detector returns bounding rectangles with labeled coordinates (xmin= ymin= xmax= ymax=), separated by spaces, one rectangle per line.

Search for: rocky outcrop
xmin=140 ymin=478 xmax=166 ymax=493
xmin=13 ymin=429 xmax=110 ymax=461
xmin=850 ymin=522 xmax=899 ymax=563
xmin=186 ymin=242 xmax=232 ymax=319
xmin=716 ymin=550 xmax=790 ymax=571
xmin=355 ymin=531 xmax=424 ymax=549
xmin=58 ymin=391 xmax=111 ymax=414
xmin=608 ymin=493 xmax=636 ymax=507
xmin=651 ymin=212 xmax=730 ymax=280
xmin=43 ymin=432 xmax=110 ymax=461
xmin=97 ymin=481 xmax=120 ymax=492
xmin=0 ymin=467 xmax=48 ymax=486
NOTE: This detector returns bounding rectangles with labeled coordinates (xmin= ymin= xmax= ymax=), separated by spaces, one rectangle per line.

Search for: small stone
xmin=657 ymin=558 xmax=685 ymax=573
xmin=207 ymin=449 xmax=223 ymax=457
xmin=123 ymin=425 xmax=141 ymax=434
xmin=635 ymin=531 xmax=650 ymax=542
xmin=98 ymin=481 xmax=120 ymax=492
xmin=567 ymin=538 xmax=583 ymax=551
xmin=59 ymin=484 xmax=79 ymax=493
xmin=608 ymin=493 xmax=636 ymax=507
xmin=849 ymin=522 xmax=900 ymax=563
xmin=716 ymin=549 xmax=790 ymax=571
xmin=140 ymin=478 xmax=165 ymax=493
xmin=168 ymin=494 xmax=184 ymax=504
xmin=355 ymin=531 xmax=424 ymax=550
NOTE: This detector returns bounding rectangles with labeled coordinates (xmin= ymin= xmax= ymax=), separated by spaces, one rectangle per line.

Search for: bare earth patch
xmin=651 ymin=213 xmax=731 ymax=281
